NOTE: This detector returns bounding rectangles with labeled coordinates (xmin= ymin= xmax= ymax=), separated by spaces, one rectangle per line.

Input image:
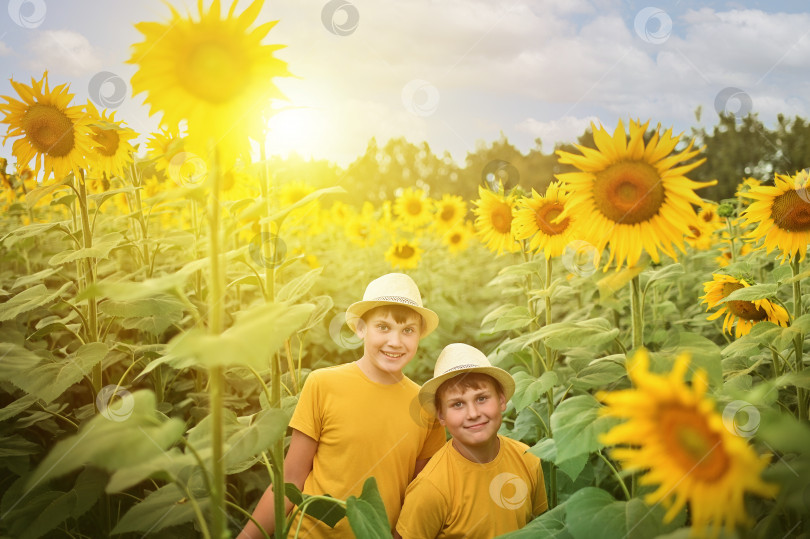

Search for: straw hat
xmin=418 ymin=343 xmax=515 ymax=416
xmin=345 ymin=273 xmax=439 ymax=339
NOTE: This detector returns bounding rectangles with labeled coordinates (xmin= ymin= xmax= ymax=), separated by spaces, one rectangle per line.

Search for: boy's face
xmin=355 ymin=308 xmax=421 ymax=380
xmin=437 ymin=378 xmax=506 ymax=450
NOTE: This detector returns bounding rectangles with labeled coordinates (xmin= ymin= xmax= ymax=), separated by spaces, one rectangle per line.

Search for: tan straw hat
xmin=345 ymin=273 xmax=439 ymax=339
xmin=418 ymin=343 xmax=515 ymax=416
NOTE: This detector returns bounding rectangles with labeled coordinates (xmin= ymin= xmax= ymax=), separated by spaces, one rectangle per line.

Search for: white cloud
xmin=25 ymin=30 xmax=102 ymax=76
xmin=516 ymin=115 xmax=600 ymax=148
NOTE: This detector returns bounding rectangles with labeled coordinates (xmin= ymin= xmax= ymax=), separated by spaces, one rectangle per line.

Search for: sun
xmin=264 ymin=106 xmax=328 ymax=159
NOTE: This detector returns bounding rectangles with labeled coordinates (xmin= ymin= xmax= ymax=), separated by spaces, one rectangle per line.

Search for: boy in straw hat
xmin=396 ymin=343 xmax=548 ymax=539
xmin=239 ymin=273 xmax=445 ymax=539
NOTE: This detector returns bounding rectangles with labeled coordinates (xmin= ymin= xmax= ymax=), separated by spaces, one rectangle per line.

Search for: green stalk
xmin=78 ymin=174 xmax=101 ymax=392
xmin=207 ymin=148 xmax=226 ymax=539
xmin=544 ymin=256 xmax=557 ymax=509
xmin=791 ymin=256 xmax=806 ymax=421
xmin=259 ymin=142 xmax=286 ymax=536
xmin=630 ymin=275 xmax=643 ymax=350
xmin=725 ymin=217 xmax=736 ymax=265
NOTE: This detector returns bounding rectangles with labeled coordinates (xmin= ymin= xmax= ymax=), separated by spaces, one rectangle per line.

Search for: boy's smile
xmin=355 ymin=311 xmax=421 ymax=383
xmin=438 ymin=381 xmax=506 ymax=463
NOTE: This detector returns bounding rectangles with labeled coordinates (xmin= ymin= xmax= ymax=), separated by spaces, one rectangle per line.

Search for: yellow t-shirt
xmin=396 ymin=436 xmax=548 ymax=539
xmin=288 ymin=362 xmax=446 ymax=538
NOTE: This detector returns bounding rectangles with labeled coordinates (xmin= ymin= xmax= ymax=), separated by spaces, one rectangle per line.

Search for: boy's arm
xmin=236 ymin=429 xmax=318 ymax=539
xmin=412 ymin=458 xmax=429 ymax=478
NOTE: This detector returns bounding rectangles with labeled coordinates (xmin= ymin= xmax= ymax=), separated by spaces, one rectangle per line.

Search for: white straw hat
xmin=345 ymin=273 xmax=439 ymax=339
xmin=418 ymin=343 xmax=515 ymax=416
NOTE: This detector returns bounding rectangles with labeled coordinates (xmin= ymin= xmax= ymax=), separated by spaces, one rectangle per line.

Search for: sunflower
xmin=741 ymin=170 xmax=810 ymax=262
xmin=473 ymin=185 xmax=518 ymax=254
xmin=598 ymin=348 xmax=778 ymax=538
xmin=394 ymin=187 xmax=433 ymax=228
xmin=556 ymin=119 xmax=713 ymax=269
xmin=0 ymin=72 xmax=92 ymax=181
xmin=385 ymin=238 xmax=423 ymax=270
xmin=441 ymin=222 xmax=473 ymax=254
xmin=715 ymin=243 xmax=752 ymax=268
xmin=146 ymin=128 xmax=185 ymax=173
xmin=84 ymin=101 xmax=137 ymax=179
xmin=128 ymin=0 xmax=291 ymax=165
xmin=434 ymin=193 xmax=467 ymax=230
xmin=513 ymin=182 xmax=576 ymax=259
xmin=735 ymin=177 xmax=761 ymax=202
xmin=701 ymin=274 xmax=789 ymax=337
xmin=345 ymin=215 xmax=378 ymax=247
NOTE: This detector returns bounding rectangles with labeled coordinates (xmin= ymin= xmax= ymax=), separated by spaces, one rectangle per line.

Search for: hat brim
xmin=346 ymin=300 xmax=439 ymax=339
xmin=418 ymin=366 xmax=516 ymax=417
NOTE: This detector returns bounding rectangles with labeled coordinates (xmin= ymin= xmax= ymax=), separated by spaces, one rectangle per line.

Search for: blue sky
xmin=1 ymin=0 xmax=810 ymax=168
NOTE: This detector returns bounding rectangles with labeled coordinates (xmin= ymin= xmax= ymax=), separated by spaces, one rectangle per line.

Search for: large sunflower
xmin=513 ymin=182 xmax=576 ymax=259
xmin=146 ymin=128 xmax=185 ymax=174
xmin=741 ymin=170 xmax=810 ymax=262
xmin=0 ymin=72 xmax=92 ymax=181
xmin=394 ymin=187 xmax=433 ymax=228
xmin=85 ymin=101 xmax=137 ymax=179
xmin=556 ymin=119 xmax=713 ymax=269
xmin=701 ymin=274 xmax=789 ymax=337
xmin=599 ymin=349 xmax=778 ymax=538
xmin=128 ymin=0 xmax=291 ymax=165
xmin=473 ymin=185 xmax=518 ymax=254
xmin=385 ymin=238 xmax=423 ymax=270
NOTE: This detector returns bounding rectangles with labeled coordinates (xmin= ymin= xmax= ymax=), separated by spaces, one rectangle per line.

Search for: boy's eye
xmin=477 ymin=395 xmax=489 ymax=403
xmin=403 ymin=327 xmax=414 ymax=334
xmin=377 ymin=324 xmax=389 ymax=331
xmin=451 ymin=401 xmax=463 ymax=408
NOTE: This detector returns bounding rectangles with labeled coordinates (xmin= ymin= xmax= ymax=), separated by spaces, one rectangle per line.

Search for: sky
xmin=1 ymin=0 xmax=810 ymax=169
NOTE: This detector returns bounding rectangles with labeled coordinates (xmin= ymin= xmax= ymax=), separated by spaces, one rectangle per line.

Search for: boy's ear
xmin=436 ymin=407 xmax=446 ymax=426
xmin=354 ymin=318 xmax=366 ymax=339
xmin=498 ymin=392 xmax=507 ymax=413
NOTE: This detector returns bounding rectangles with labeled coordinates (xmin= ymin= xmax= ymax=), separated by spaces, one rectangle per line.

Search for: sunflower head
xmin=556 ymin=119 xmax=713 ymax=270
xmin=0 ymin=72 xmax=92 ymax=181
xmin=599 ymin=348 xmax=778 ymax=537
xmin=741 ymin=170 xmax=810 ymax=262
xmin=701 ymin=273 xmax=789 ymax=337
xmin=513 ymin=182 xmax=576 ymax=259
xmin=434 ymin=193 xmax=467 ymax=230
xmin=128 ymin=0 xmax=292 ymax=166
xmin=84 ymin=101 xmax=137 ymax=179
xmin=394 ymin=187 xmax=433 ymax=229
xmin=441 ymin=222 xmax=473 ymax=254
xmin=473 ymin=184 xmax=519 ymax=254
xmin=385 ymin=238 xmax=423 ymax=269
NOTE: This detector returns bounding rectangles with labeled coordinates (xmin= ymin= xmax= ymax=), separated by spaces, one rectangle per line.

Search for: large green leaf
xmin=160 ymin=301 xmax=315 ymax=370
xmin=570 ymin=358 xmax=626 ymax=391
xmin=111 ymin=483 xmax=207 ymax=535
xmin=656 ymin=332 xmax=723 ymax=387
xmin=550 ymin=395 xmax=619 ymax=462
xmin=276 ymin=267 xmax=323 ymax=304
xmin=11 ymin=267 xmax=59 ymax=290
xmin=106 ymin=447 xmax=196 ymax=493
xmin=721 ymin=283 xmax=779 ymax=302
xmin=494 ymin=502 xmax=571 ymax=538
xmin=524 ymin=319 xmax=620 ymax=351
xmin=26 ymin=390 xmax=185 ymax=488
xmin=100 ymin=294 xmax=187 ymax=335
xmin=346 ymin=477 xmax=391 ymax=539
xmin=284 ymin=483 xmax=347 ymax=529
xmin=642 ymin=263 xmax=684 ymax=287
xmin=0 ymin=342 xmax=108 ymax=403
xmin=48 ymin=233 xmax=121 ymax=266
xmin=512 ymin=371 xmax=558 ymax=412
xmin=0 ymin=282 xmax=72 ymax=321
xmin=564 ymin=487 xmax=685 ymax=539
xmin=0 ymin=221 xmax=69 ymax=247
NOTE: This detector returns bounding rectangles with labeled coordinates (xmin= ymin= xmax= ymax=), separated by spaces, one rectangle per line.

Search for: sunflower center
xmin=490 ymin=203 xmax=513 ymax=234
xmin=22 ymin=103 xmax=75 ymax=157
xmin=406 ymin=199 xmax=423 ymax=216
xmin=592 ymin=161 xmax=664 ymax=224
xmin=659 ymin=405 xmax=730 ymax=481
xmin=179 ymin=38 xmax=248 ymax=104
xmin=722 ymin=282 xmax=768 ymax=321
xmin=536 ymin=203 xmax=570 ymax=236
xmin=771 ymin=190 xmax=810 ymax=232
xmin=688 ymin=225 xmax=701 ymax=238
xmin=449 ymin=233 xmax=461 ymax=244
xmin=395 ymin=245 xmax=415 ymax=259
xmin=91 ymin=127 xmax=120 ymax=157
xmin=440 ymin=205 xmax=456 ymax=221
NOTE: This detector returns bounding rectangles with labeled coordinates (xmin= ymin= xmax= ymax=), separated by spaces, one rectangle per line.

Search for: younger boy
xmin=238 ymin=273 xmax=445 ymax=538
xmin=396 ymin=343 xmax=548 ymax=539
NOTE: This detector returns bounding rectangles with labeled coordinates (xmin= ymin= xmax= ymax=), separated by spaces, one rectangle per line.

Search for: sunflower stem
xmin=597 ymin=450 xmax=631 ymax=501
xmin=78 ymin=174 xmax=101 ymax=393
xmin=791 ymin=256 xmax=806 ymax=421
xmin=725 ymin=217 xmax=736 ymax=265
xmin=206 ymin=146 xmax=226 ymax=539
xmin=630 ymin=275 xmax=644 ymax=350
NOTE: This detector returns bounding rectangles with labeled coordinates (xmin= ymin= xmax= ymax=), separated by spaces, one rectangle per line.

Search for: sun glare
xmin=265 ymin=107 xmax=327 ymax=160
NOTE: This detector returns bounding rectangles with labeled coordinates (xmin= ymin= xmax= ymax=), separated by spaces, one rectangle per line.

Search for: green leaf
xmin=525 ymin=318 xmax=620 ymax=351
xmin=224 ymin=409 xmax=290 ymax=473
xmin=491 ymin=306 xmax=535 ymax=332
xmin=100 ymin=294 xmax=187 ymax=335
xmin=0 ymin=342 xmax=108 ymax=403
xmin=285 ymin=483 xmax=347 ymax=529
xmin=512 ymin=371 xmax=558 ymax=412
xmin=77 ymin=274 xmax=189 ymax=302
xmin=721 ymin=283 xmax=779 ymax=302
xmin=564 ymin=487 xmax=685 ymax=539
xmin=11 ymin=267 xmax=59 ymax=290
xmin=657 ymin=332 xmax=723 ymax=387
xmin=48 ymin=233 xmax=121 ymax=265
xmin=0 ymin=435 xmax=40 ymax=458
xmin=773 ymin=370 xmax=810 ymax=390
xmin=570 ymin=359 xmax=626 ymax=391
xmin=0 ymin=282 xmax=72 ymax=322
xmin=0 ymin=221 xmax=68 ymax=247
xmin=494 ymin=503 xmax=571 ymax=538
xmin=161 ymin=301 xmax=315 ymax=370
xmin=0 ymin=394 xmax=39 ymax=421
xmin=260 ymin=186 xmax=346 ymax=224
xmin=111 ymin=483 xmax=206 ymax=534
xmin=643 ymin=263 xmax=684 ymax=286
xmin=347 ymin=477 xmax=391 ymax=539
xmin=550 ymin=395 xmax=619 ymax=461
xmin=27 ymin=390 xmax=185 ymax=488
xmin=106 ymin=447 xmax=196 ymax=493
xmin=276 ymin=267 xmax=323 ymax=304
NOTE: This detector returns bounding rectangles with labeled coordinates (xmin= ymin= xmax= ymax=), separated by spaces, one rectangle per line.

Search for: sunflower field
xmin=1 ymin=1 xmax=810 ymax=538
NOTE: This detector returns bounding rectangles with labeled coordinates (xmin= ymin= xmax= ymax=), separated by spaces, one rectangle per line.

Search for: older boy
xmin=396 ymin=343 xmax=548 ymax=539
xmin=238 ymin=273 xmax=445 ymax=538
